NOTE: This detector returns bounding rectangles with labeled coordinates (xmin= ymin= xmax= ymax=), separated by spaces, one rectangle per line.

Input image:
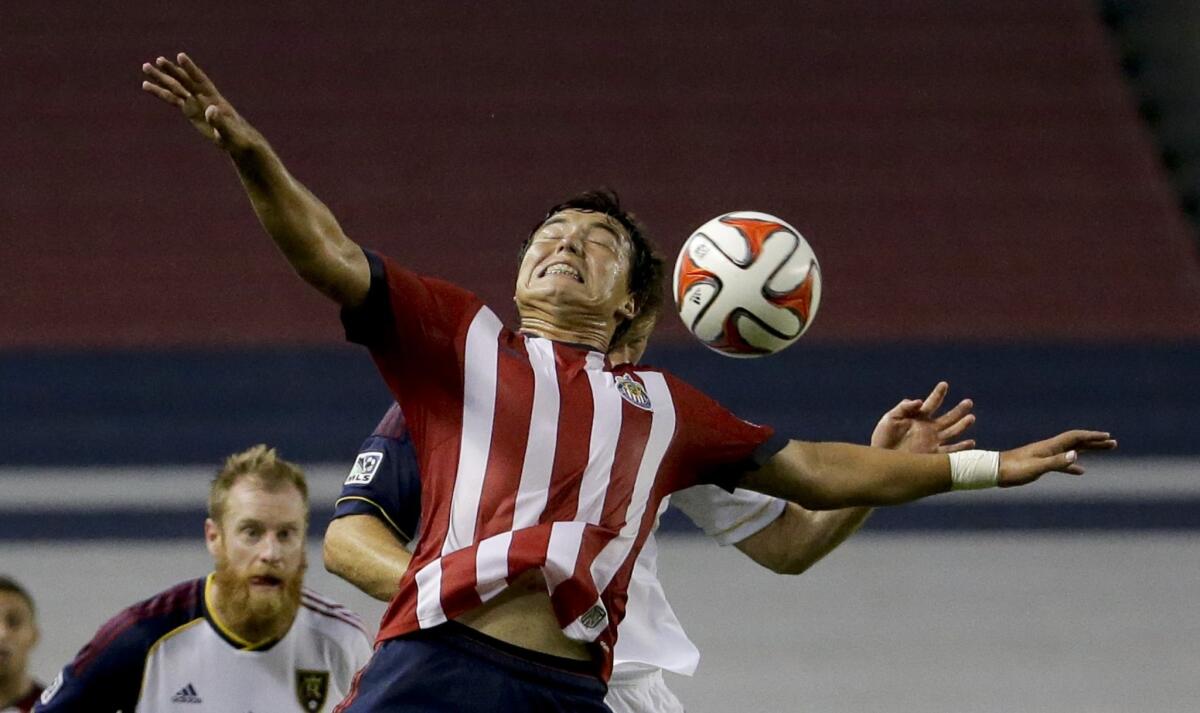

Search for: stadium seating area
xmin=3 ymin=1 xmax=1197 ymax=465
xmin=5 ymin=6 xmax=1199 ymax=710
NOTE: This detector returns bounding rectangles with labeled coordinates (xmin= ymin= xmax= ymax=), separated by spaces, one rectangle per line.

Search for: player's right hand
xmin=870 ymin=381 xmax=976 ymax=454
xmin=140 ymin=53 xmax=260 ymax=154
xmin=997 ymin=430 xmax=1117 ymax=487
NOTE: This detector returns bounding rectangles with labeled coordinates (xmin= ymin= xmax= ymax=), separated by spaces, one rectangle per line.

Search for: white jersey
xmin=610 ymin=485 xmax=786 ymax=679
xmin=36 ymin=576 xmax=372 ymax=713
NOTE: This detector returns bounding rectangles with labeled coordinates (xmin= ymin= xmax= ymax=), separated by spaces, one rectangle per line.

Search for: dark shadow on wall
xmin=2 ymin=341 xmax=1197 ymax=465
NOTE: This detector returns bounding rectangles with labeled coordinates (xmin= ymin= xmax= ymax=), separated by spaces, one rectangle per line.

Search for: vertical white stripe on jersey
xmin=414 ymin=559 xmax=447 ymax=629
xmin=475 ymin=530 xmax=514 ymax=603
xmin=566 ymin=372 xmax=676 ymax=641
xmin=543 ymin=521 xmax=588 ymax=591
xmin=511 ymin=337 xmax=560 ymax=529
xmin=575 ymin=351 xmax=621 ymax=524
xmin=443 ymin=308 xmax=504 ymax=555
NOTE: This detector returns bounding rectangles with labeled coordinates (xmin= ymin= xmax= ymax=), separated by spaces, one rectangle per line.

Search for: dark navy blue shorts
xmin=335 ymin=622 xmax=610 ymax=712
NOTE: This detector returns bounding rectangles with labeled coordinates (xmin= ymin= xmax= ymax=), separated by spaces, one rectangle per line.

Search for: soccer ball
xmin=673 ymin=211 xmax=821 ymax=358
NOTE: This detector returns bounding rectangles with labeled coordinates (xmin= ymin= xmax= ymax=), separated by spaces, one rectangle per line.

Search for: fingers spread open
xmin=919 ymin=381 xmax=949 ymax=416
xmin=178 ymin=53 xmax=217 ymax=93
xmin=141 ymin=80 xmax=183 ymax=107
xmin=938 ymin=413 xmax=975 ymax=442
xmin=143 ymin=62 xmax=190 ymax=100
xmin=938 ymin=439 xmax=976 ymax=454
xmin=934 ymin=398 xmax=974 ymax=430
xmin=152 ymin=56 xmax=189 ymax=88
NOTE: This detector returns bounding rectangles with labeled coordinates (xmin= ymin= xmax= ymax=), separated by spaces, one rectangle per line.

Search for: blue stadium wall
xmin=5 ymin=343 xmax=1198 ymax=465
xmin=4 ymin=342 xmax=1197 ymax=539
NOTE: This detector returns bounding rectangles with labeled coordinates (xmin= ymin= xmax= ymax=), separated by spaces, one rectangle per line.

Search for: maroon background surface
xmin=4 ymin=0 xmax=1199 ymax=347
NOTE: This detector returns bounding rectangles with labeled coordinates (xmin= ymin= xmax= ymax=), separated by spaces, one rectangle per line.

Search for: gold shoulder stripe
xmin=334 ymin=496 xmax=414 ymax=542
xmin=140 ymin=618 xmax=203 ymax=692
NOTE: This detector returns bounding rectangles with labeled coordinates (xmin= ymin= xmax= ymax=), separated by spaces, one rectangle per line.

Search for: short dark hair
xmin=520 ymin=189 xmax=664 ymax=347
xmin=0 ymin=575 xmax=35 ymax=615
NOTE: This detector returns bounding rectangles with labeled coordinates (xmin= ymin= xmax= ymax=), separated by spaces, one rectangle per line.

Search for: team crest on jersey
xmin=614 ymin=374 xmax=652 ymax=411
xmin=344 ymin=451 xmax=384 ymax=485
xmin=581 ymin=604 xmax=608 ymax=629
xmin=295 ymin=670 xmax=329 ymax=712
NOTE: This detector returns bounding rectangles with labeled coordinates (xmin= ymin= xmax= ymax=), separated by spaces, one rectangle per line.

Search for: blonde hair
xmin=208 ymin=444 xmax=309 ymax=525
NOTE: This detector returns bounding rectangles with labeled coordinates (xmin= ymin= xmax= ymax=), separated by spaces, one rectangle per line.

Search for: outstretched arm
xmin=734 ymin=381 xmax=976 ymax=574
xmin=141 ymin=53 xmax=369 ymax=306
xmin=741 ymin=427 xmax=1116 ymax=511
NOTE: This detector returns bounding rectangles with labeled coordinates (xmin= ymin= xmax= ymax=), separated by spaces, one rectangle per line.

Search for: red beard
xmin=212 ymin=551 xmax=306 ymax=644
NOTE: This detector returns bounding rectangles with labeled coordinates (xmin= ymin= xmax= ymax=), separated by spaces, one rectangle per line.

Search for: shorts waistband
xmin=399 ymin=621 xmax=606 ymax=688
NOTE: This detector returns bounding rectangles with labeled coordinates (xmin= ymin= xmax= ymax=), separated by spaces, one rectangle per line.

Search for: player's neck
xmin=517 ymin=318 xmax=611 ymax=353
xmin=0 ymin=673 xmax=32 ymax=707
xmin=515 ymin=298 xmax=619 ymax=353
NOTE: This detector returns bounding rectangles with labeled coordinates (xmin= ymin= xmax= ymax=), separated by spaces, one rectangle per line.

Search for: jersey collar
xmin=202 ymin=573 xmax=288 ymax=652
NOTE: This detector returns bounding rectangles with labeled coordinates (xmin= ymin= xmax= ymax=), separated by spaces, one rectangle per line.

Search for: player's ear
xmin=617 ymin=296 xmax=637 ymax=321
xmin=204 ymin=518 xmax=221 ymax=556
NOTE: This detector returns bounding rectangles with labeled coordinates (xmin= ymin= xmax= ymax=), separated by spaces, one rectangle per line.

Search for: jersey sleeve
xmin=341 ymin=628 xmax=374 ymax=688
xmin=340 ymin=249 xmax=485 ymax=389
xmin=669 ymin=485 xmax=787 ymax=546
xmin=662 ymin=372 xmax=788 ymax=491
xmin=34 ymin=613 xmax=152 ymax=712
xmin=333 ymin=406 xmax=422 ymax=542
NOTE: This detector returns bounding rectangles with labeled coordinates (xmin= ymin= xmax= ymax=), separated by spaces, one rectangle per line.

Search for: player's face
xmin=0 ymin=591 xmax=37 ymax=683
xmin=515 ymin=209 xmax=637 ymax=336
xmin=206 ymin=477 xmax=307 ymax=629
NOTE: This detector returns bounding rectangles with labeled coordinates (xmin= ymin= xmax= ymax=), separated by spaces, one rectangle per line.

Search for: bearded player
xmin=142 ymin=53 xmax=1116 ymax=711
xmin=35 ymin=446 xmax=371 ymax=712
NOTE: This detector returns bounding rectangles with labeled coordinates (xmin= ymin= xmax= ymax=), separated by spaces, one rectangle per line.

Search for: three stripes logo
xmin=172 ymin=683 xmax=202 ymax=704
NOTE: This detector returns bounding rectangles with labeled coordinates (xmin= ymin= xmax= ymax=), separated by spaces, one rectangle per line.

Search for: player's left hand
xmin=998 ymin=430 xmax=1118 ymax=486
xmin=140 ymin=53 xmax=261 ymax=155
xmin=870 ymin=381 xmax=975 ymax=454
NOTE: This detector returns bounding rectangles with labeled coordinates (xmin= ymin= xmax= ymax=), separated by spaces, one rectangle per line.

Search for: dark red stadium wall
xmin=3 ymin=1 xmax=1199 ymax=349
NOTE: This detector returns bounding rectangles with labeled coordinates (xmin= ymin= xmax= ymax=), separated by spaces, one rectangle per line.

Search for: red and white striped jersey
xmin=343 ymin=251 xmax=779 ymax=676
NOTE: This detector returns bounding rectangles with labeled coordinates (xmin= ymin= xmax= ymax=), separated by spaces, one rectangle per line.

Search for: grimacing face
xmin=515 ymin=209 xmax=637 ymax=333
xmin=205 ymin=476 xmax=307 ymax=634
xmin=0 ymin=590 xmax=37 ymax=684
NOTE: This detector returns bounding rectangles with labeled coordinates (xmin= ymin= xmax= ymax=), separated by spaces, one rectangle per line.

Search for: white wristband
xmin=948 ymin=450 xmax=1000 ymax=490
